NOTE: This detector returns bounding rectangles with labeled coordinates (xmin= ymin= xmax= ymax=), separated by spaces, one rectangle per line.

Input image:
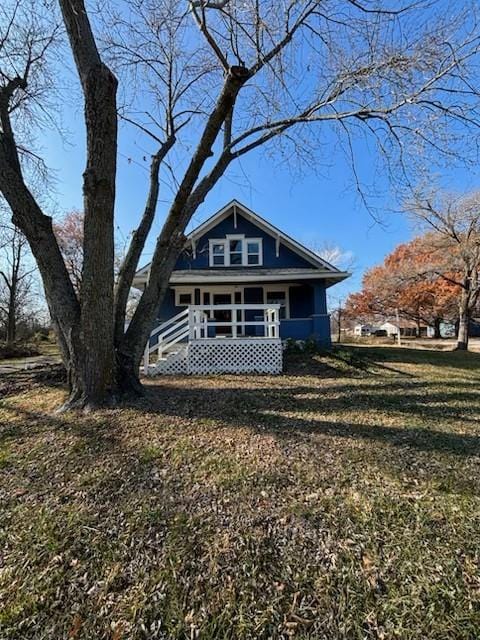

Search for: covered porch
xmin=158 ymin=278 xmax=331 ymax=340
xmin=143 ymin=275 xmax=332 ymax=376
xmin=144 ymin=302 xmax=283 ymax=375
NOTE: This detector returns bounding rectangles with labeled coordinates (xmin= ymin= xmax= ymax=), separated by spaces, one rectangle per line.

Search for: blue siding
xmin=280 ymin=319 xmax=313 ymax=340
xmin=289 ymin=285 xmax=313 ymax=317
xmin=175 ymin=211 xmax=314 ymax=270
xmin=151 ymin=207 xmax=333 ymax=347
xmin=159 ymin=288 xmax=181 ymax=321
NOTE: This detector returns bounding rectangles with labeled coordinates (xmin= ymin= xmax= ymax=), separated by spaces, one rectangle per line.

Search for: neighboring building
xmin=133 ymin=200 xmax=349 ymax=375
xmin=380 ymin=321 xmax=419 ymax=337
xmin=354 ymin=323 xmax=376 ymax=337
xmin=351 ymin=318 xmax=461 ymax=340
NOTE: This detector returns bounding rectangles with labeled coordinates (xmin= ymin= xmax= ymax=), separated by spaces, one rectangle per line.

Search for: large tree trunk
xmin=118 ymin=68 xmax=248 ymax=389
xmin=59 ymin=0 xmax=118 ymax=409
xmin=0 ymin=1 xmax=119 ymax=410
xmin=433 ymin=317 xmax=441 ymax=339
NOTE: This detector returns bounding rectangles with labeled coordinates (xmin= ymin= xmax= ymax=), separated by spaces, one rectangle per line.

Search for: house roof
xmin=133 ymin=199 xmax=349 ymax=287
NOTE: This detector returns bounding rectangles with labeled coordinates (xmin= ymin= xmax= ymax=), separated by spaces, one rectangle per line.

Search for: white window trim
xmin=245 ymin=238 xmax=263 ymax=266
xmin=176 ymin=284 xmax=290 ymax=318
xmin=263 ymin=285 xmax=290 ymax=319
xmin=174 ymin=287 xmax=195 ymax=307
xmin=208 ymin=235 xmax=263 ymax=267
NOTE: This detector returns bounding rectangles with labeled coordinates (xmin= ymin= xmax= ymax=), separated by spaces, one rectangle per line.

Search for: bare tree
xmin=407 ymin=190 xmax=480 ymax=350
xmin=53 ymin=210 xmax=83 ymax=296
xmin=0 ymin=222 xmax=35 ymax=344
xmin=0 ymin=0 xmax=480 ymax=408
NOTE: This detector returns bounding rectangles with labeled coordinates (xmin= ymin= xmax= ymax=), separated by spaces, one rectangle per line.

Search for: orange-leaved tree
xmin=345 ymin=234 xmax=459 ymax=337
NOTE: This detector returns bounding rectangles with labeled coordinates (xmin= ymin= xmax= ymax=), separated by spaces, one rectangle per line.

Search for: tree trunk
xmin=75 ymin=63 xmax=117 ymax=407
xmin=6 ymin=285 xmax=16 ymax=344
xmin=456 ymin=290 xmax=469 ymax=351
xmin=114 ymin=140 xmax=175 ymax=346
xmin=120 ymin=68 xmax=248 ymax=387
xmin=433 ymin=317 xmax=441 ymax=339
xmin=58 ymin=0 xmax=119 ymax=409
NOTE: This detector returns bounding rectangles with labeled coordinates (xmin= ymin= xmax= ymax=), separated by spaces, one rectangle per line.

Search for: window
xmin=266 ymin=290 xmax=287 ymax=319
xmin=209 ymin=236 xmax=262 ymax=267
xmin=247 ymin=241 xmax=260 ymax=265
xmin=229 ymin=239 xmax=243 ymax=265
xmin=211 ymin=242 xmax=225 ymax=266
xmin=175 ymin=289 xmax=193 ymax=306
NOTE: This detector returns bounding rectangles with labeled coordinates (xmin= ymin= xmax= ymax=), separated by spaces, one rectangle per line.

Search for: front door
xmin=213 ymin=293 xmax=232 ymax=335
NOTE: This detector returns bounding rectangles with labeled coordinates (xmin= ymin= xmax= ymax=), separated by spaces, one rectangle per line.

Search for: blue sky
xmin=44 ymin=113 xmax=415 ymax=303
xmin=42 ymin=70 xmax=479 ymax=311
xmin=33 ymin=0 xmax=480 ymax=311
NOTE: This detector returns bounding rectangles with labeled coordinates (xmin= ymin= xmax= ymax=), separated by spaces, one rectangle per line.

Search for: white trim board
xmin=169 ymin=271 xmax=347 ymax=284
xmin=173 ymin=284 xmax=291 ymax=319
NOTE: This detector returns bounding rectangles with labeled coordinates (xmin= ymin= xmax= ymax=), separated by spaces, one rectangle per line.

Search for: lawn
xmin=1 ymin=347 xmax=480 ymax=639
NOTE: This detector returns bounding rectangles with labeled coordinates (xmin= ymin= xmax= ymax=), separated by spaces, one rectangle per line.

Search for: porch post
xmin=143 ymin=340 xmax=150 ymax=373
xmin=188 ymin=307 xmax=195 ymax=340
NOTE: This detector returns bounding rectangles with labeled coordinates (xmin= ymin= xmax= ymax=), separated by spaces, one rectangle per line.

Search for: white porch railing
xmin=144 ymin=308 xmax=189 ymax=371
xmin=143 ymin=304 xmax=281 ymax=372
xmin=188 ymin=304 xmax=280 ymax=340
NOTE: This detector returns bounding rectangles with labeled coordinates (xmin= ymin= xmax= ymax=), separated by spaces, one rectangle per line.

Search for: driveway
xmin=0 ymin=354 xmax=62 ymax=376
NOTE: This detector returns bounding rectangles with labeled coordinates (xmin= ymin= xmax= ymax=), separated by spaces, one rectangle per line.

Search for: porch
xmin=160 ymin=282 xmax=330 ymax=338
xmin=143 ymin=303 xmax=284 ymax=376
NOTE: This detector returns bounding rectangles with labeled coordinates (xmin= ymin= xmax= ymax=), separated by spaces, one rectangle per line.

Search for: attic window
xmin=229 ymin=239 xmax=243 ymax=265
xmin=211 ymin=242 xmax=225 ymax=265
xmin=247 ymin=241 xmax=260 ymax=265
xmin=209 ymin=236 xmax=263 ymax=267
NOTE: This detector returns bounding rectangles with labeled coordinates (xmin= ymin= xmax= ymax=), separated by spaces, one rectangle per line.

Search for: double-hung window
xmin=247 ymin=241 xmax=261 ymax=265
xmin=211 ymin=242 xmax=226 ymax=266
xmin=266 ymin=290 xmax=287 ymax=319
xmin=229 ymin=239 xmax=243 ymax=265
xmin=209 ymin=235 xmax=263 ymax=267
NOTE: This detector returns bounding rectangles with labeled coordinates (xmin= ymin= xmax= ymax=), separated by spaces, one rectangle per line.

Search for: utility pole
xmin=337 ymin=301 xmax=342 ymax=344
xmin=395 ymin=307 xmax=401 ymax=346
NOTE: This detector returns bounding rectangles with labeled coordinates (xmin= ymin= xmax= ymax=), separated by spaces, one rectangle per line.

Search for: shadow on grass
xmin=284 ymin=346 xmax=414 ymax=378
xmin=343 ymin=344 xmax=480 ymax=371
xmin=140 ymin=382 xmax=480 ymax=458
xmin=2 ymin=345 xmax=479 ymax=501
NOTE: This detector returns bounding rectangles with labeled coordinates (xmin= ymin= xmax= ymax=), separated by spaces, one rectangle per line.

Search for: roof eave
xmin=133 ymin=270 xmax=350 ymax=287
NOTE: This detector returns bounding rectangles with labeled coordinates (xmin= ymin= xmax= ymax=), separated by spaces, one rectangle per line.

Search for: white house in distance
xmin=353 ymin=320 xmax=437 ymax=338
xmin=380 ymin=321 xmax=436 ymax=338
xmin=354 ymin=323 xmax=376 ymax=337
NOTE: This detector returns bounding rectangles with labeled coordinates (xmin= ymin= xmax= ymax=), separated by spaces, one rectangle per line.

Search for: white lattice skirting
xmin=188 ymin=339 xmax=282 ymax=375
xmin=148 ymin=339 xmax=283 ymax=376
xmin=148 ymin=345 xmax=188 ymax=376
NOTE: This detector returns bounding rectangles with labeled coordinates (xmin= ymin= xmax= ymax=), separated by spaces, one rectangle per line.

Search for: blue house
xmin=134 ymin=200 xmax=349 ymax=375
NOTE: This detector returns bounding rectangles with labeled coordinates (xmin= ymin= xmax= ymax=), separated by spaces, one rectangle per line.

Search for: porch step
xmin=146 ymin=344 xmax=188 ymax=376
xmin=143 ymin=303 xmax=282 ymax=375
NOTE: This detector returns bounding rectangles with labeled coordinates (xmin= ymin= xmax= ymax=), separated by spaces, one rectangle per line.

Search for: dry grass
xmin=1 ymin=346 xmax=480 ymax=639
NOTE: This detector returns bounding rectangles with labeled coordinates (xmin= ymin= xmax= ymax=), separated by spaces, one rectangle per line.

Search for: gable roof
xmin=134 ymin=199 xmax=349 ymax=284
xmin=187 ymin=199 xmax=341 ymax=273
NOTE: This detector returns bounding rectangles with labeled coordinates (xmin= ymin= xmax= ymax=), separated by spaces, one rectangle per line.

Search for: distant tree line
xmin=345 ymin=191 xmax=480 ymax=350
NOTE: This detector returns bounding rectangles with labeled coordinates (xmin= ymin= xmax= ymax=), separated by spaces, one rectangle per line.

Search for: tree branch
xmin=114 ymin=134 xmax=176 ymax=344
